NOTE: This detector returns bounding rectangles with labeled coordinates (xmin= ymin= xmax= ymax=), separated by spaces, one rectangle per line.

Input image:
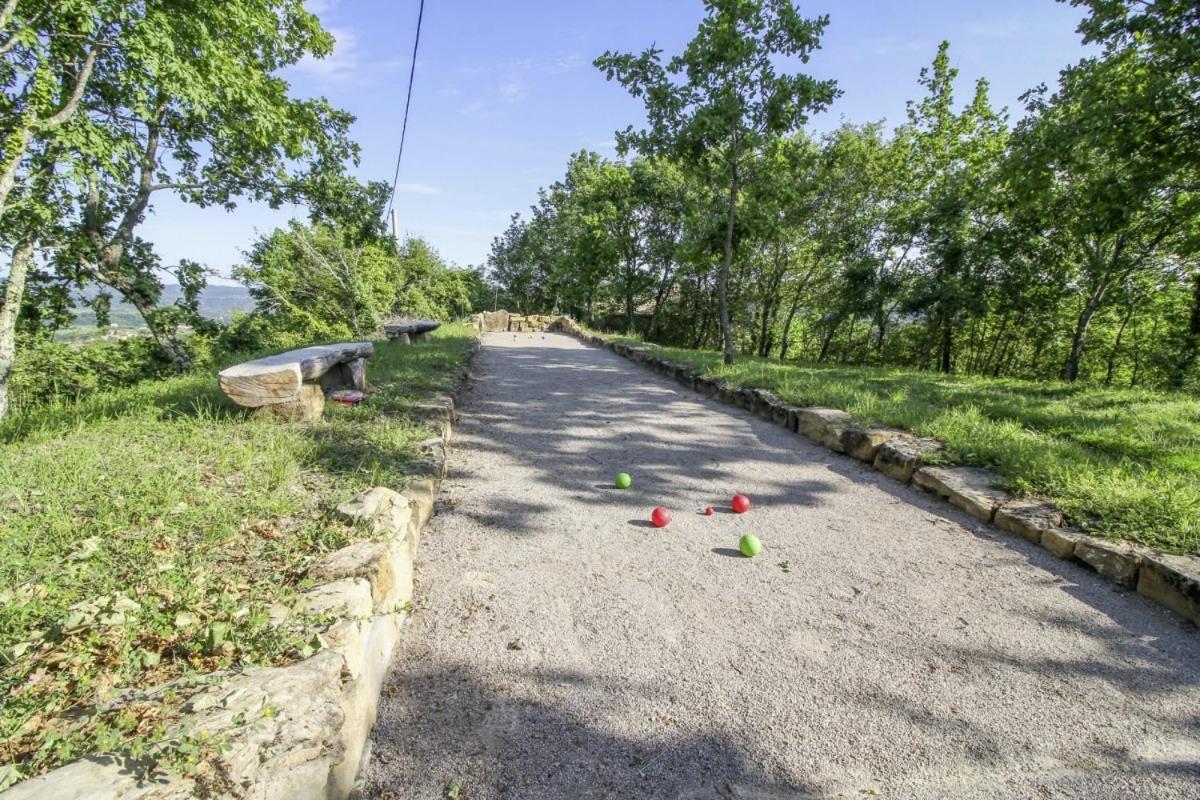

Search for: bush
xmin=8 ymin=335 xmax=174 ymax=411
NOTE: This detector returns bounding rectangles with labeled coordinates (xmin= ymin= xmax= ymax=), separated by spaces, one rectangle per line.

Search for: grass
xmin=0 ymin=323 xmax=474 ymax=785
xmin=606 ymin=335 xmax=1200 ymax=557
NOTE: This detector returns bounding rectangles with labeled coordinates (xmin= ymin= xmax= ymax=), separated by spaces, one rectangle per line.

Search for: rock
xmin=694 ymin=376 xmax=719 ymax=399
xmin=751 ymin=389 xmax=780 ymax=421
xmin=336 ymin=487 xmax=412 ymax=538
xmin=412 ymin=438 xmax=448 ymax=480
xmin=872 ymin=437 xmax=943 ymax=483
xmin=1137 ymin=553 xmax=1200 ymax=626
xmin=1074 ymin=536 xmax=1144 ymax=589
xmin=255 ymin=383 xmax=325 ymax=422
xmin=1041 ymin=526 xmax=1088 ymax=559
xmin=478 ymin=310 xmax=510 ymax=333
xmin=840 ymin=427 xmax=905 ymax=463
xmin=770 ymin=401 xmax=791 ymax=428
xmin=912 ymin=466 xmax=1010 ymax=523
xmin=793 ymin=408 xmax=855 ymax=451
xmin=309 ymin=540 xmax=412 ymax=609
xmin=1 ymin=652 xmax=349 ymax=800
xmin=401 ymin=478 xmax=439 ymax=554
xmin=994 ymin=500 xmax=1063 ymax=544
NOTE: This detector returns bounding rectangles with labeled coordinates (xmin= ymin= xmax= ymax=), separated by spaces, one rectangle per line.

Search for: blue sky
xmin=139 ymin=0 xmax=1092 ymax=283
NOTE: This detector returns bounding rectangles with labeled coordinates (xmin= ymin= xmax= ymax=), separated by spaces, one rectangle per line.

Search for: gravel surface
xmin=362 ymin=333 xmax=1200 ymax=800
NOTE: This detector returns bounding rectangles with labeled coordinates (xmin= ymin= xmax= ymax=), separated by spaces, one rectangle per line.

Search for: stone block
xmin=401 ymin=478 xmax=439 ymax=553
xmin=1074 ymin=536 xmax=1144 ymax=589
xmin=794 ymin=407 xmax=854 ymax=440
xmin=994 ymin=500 xmax=1063 ymax=545
xmin=840 ymin=427 xmax=905 ymax=463
xmin=336 ymin=487 xmax=412 ymax=538
xmin=872 ymin=437 xmax=943 ymax=483
xmin=912 ymin=466 xmax=1010 ymax=523
xmin=1042 ymin=526 xmax=1087 ymax=559
xmin=1137 ymin=553 xmax=1200 ymax=626
xmin=255 ymin=383 xmax=325 ymax=422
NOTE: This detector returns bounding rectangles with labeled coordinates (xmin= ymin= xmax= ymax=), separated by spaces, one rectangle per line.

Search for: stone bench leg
xmin=256 ymin=384 xmax=325 ymax=422
xmin=346 ymin=357 xmax=366 ymax=390
xmin=411 ymin=331 xmax=428 ymax=343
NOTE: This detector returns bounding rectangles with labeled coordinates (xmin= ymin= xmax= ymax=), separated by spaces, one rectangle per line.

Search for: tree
xmin=0 ymin=0 xmax=356 ymax=419
xmin=596 ymin=0 xmax=838 ymax=364
xmin=899 ymin=43 xmax=1008 ymax=373
xmin=1008 ymin=47 xmax=1196 ymax=382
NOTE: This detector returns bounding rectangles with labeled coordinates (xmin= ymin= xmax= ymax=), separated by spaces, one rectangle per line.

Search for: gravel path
xmin=362 ymin=333 xmax=1200 ymax=800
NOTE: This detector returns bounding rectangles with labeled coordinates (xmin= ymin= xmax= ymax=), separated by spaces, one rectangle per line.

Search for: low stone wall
xmin=2 ymin=340 xmax=481 ymax=800
xmin=576 ymin=330 xmax=1200 ymax=630
xmin=470 ymin=310 xmax=581 ymax=335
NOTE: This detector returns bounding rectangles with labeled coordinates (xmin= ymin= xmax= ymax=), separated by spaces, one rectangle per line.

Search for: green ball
xmin=614 ymin=472 xmax=632 ymax=490
xmin=739 ymin=534 xmax=762 ymax=558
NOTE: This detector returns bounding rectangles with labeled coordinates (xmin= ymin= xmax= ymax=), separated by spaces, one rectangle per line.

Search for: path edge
xmin=565 ymin=328 xmax=1200 ymax=632
xmin=0 ymin=337 xmax=484 ymax=800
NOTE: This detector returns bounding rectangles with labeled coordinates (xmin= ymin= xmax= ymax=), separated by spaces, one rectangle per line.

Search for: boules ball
xmin=739 ymin=534 xmax=762 ymax=558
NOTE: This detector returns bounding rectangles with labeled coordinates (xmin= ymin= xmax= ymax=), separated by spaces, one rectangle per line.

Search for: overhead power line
xmin=385 ymin=0 xmax=426 ymax=224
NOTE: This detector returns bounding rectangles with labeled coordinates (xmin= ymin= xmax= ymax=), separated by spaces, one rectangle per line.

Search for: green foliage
xmin=596 ymin=0 xmax=839 ymax=362
xmin=488 ymin=13 xmax=1200 ymax=391
xmin=234 ymin=221 xmax=476 ymax=349
xmin=5 ymin=334 xmax=174 ymax=412
xmin=0 ymin=324 xmax=474 ymax=781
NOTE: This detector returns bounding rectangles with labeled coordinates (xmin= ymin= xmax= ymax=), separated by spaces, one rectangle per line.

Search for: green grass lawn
xmin=607 ymin=336 xmax=1200 ymax=557
xmin=0 ymin=323 xmax=473 ymax=785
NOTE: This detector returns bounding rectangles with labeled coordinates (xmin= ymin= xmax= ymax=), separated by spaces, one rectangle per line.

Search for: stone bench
xmin=218 ymin=342 xmax=373 ymax=421
xmin=383 ymin=320 xmax=440 ymax=344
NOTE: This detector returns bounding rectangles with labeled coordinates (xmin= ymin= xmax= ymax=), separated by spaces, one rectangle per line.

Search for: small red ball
xmin=731 ymin=494 xmax=751 ymax=514
xmin=704 ymin=506 xmax=715 ymax=516
xmin=651 ymin=507 xmax=672 ymax=528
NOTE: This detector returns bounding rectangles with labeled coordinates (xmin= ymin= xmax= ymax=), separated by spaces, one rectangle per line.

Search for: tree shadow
xmin=363 ymin=662 xmax=824 ymax=799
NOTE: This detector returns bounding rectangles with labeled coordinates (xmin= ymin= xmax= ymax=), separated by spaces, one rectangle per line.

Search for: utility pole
xmin=389 ymin=208 xmax=399 ymax=245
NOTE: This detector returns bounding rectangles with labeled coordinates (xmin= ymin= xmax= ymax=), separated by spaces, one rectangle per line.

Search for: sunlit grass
xmin=608 ymin=335 xmax=1200 ymax=556
xmin=0 ymin=323 xmax=473 ymax=783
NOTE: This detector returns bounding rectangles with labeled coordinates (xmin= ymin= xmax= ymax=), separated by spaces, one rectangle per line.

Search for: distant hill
xmin=69 ymin=284 xmax=255 ymax=328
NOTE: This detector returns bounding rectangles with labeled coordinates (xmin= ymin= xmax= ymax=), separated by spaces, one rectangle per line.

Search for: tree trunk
xmin=1168 ymin=272 xmax=1200 ymax=388
xmin=0 ymin=240 xmax=34 ymax=420
xmin=1104 ymin=302 xmax=1135 ymax=386
xmin=646 ymin=260 xmax=678 ymax=341
xmin=939 ymin=316 xmax=953 ymax=373
xmin=718 ymin=164 xmax=738 ymax=365
xmin=1063 ymin=283 xmax=1107 ymax=383
xmin=817 ymin=316 xmax=840 ymax=362
xmin=780 ymin=298 xmax=800 ymax=361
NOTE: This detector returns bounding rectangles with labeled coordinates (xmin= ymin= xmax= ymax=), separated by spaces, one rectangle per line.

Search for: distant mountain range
xmin=69 ymin=284 xmax=255 ymax=330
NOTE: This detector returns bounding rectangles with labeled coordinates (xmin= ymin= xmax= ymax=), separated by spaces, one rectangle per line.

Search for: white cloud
xmin=459 ymin=101 xmax=485 ymax=115
xmin=394 ymin=182 xmax=441 ymax=195
xmin=292 ymin=26 xmax=362 ymax=84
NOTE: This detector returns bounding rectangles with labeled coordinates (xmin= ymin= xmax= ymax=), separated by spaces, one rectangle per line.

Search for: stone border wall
xmin=2 ymin=339 xmax=482 ymax=800
xmin=569 ymin=330 xmax=1200 ymax=630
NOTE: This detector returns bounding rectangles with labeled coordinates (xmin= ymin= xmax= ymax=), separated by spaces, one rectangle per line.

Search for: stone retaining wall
xmin=574 ymin=329 xmax=1200 ymax=630
xmin=470 ymin=310 xmax=582 ymax=335
xmin=2 ymin=340 xmax=482 ymax=800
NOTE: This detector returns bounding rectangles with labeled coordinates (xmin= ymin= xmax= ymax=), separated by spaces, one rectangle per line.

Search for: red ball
xmin=651 ymin=507 xmax=672 ymax=528
xmin=731 ymin=494 xmax=751 ymax=514
xmin=704 ymin=506 xmax=715 ymax=516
